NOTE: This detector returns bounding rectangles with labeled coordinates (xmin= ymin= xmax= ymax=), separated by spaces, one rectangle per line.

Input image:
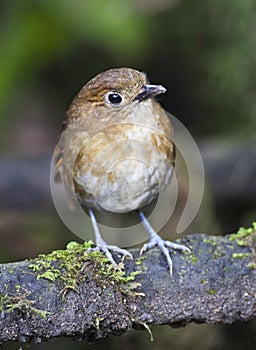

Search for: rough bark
xmin=0 ymin=232 xmax=255 ymax=344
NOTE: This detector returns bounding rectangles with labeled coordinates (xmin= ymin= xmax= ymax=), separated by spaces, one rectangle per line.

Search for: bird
xmin=54 ymin=67 xmax=190 ymax=274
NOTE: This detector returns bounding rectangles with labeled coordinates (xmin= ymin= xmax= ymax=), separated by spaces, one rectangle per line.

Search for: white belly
xmin=73 ymin=125 xmax=173 ymax=213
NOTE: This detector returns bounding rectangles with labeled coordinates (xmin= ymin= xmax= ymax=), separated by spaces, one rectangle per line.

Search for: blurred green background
xmin=0 ymin=0 xmax=255 ymax=349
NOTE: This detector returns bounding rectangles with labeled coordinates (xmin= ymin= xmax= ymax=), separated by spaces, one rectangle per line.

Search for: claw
xmin=140 ymin=236 xmax=190 ymax=274
xmin=87 ymin=245 xmax=133 ymax=269
xmin=138 ymin=210 xmax=191 ymax=275
xmin=87 ymin=209 xmax=133 ymax=268
xmin=140 ymin=237 xmax=190 ymax=274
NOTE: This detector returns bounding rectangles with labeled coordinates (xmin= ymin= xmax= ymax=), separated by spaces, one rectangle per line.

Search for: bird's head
xmin=65 ymin=68 xmax=166 ymax=126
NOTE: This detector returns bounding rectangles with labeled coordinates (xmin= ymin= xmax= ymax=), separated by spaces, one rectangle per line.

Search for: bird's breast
xmin=72 ymin=123 xmax=174 ymax=213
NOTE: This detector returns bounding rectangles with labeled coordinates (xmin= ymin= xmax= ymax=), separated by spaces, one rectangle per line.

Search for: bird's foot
xmin=140 ymin=234 xmax=191 ymax=275
xmin=87 ymin=244 xmax=133 ymax=269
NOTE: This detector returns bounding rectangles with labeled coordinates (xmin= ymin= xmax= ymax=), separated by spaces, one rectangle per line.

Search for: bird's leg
xmin=139 ymin=210 xmax=191 ymax=274
xmin=87 ymin=209 xmax=133 ymax=268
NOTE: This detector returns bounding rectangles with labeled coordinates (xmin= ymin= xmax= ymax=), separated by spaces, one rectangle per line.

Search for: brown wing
xmin=53 ymin=145 xmax=63 ymax=183
xmin=53 ymin=110 xmax=71 ymax=183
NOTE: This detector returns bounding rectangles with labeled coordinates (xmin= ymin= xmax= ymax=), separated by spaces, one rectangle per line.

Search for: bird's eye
xmin=106 ymin=92 xmax=123 ymax=106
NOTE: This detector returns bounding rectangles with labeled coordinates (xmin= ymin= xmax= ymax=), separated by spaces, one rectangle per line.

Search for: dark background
xmin=0 ymin=0 xmax=255 ymax=349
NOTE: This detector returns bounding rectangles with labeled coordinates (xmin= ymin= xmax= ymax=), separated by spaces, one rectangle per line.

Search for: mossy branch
xmin=0 ymin=227 xmax=256 ymax=344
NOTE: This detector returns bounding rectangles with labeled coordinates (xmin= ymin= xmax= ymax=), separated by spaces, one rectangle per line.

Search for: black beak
xmin=135 ymin=84 xmax=166 ymax=102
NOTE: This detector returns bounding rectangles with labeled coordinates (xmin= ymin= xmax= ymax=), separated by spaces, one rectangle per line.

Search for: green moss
xmin=29 ymin=240 xmax=95 ymax=292
xmin=206 ymin=289 xmax=216 ymax=295
xmin=229 ymin=222 xmax=256 ymax=244
xmin=95 ymin=317 xmax=104 ymax=330
xmin=203 ymin=236 xmax=217 ymax=246
xmin=229 ymin=223 xmax=256 ymax=267
xmin=15 ymin=285 xmax=21 ymax=293
xmin=190 ymin=254 xmax=199 ymax=264
xmin=247 ymin=262 xmax=256 ymax=269
xmin=200 ymin=278 xmax=207 ymax=284
xmin=232 ymin=253 xmax=250 ymax=259
xmin=38 ymin=270 xmax=61 ymax=282
xmin=135 ymin=256 xmax=145 ymax=266
xmin=29 ymin=241 xmax=142 ymax=295
xmin=235 ymin=240 xmax=248 ymax=247
xmin=0 ymin=293 xmax=49 ymax=317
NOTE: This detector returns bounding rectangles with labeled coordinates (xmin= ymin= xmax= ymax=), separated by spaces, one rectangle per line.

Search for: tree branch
xmin=0 ymin=231 xmax=256 ymax=343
